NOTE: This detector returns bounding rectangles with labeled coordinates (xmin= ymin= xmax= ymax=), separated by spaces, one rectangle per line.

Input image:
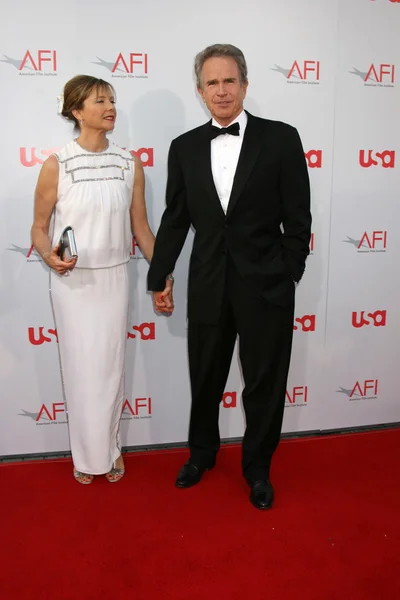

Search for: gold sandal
xmin=73 ymin=469 xmax=94 ymax=485
xmin=105 ymin=457 xmax=125 ymax=483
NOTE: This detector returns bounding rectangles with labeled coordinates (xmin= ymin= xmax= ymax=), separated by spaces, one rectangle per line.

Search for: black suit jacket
xmin=148 ymin=111 xmax=312 ymax=324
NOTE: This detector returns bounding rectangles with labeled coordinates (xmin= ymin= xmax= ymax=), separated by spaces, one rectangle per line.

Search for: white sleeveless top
xmin=52 ymin=140 xmax=135 ymax=269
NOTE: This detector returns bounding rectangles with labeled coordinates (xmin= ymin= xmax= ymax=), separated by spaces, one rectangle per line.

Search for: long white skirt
xmin=50 ymin=264 xmax=129 ymax=474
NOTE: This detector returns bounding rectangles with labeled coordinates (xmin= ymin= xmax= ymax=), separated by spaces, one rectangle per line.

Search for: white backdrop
xmin=1 ymin=0 xmax=399 ymax=457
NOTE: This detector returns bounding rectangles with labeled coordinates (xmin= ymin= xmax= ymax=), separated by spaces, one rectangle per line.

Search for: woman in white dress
xmin=31 ymin=75 xmax=174 ymax=484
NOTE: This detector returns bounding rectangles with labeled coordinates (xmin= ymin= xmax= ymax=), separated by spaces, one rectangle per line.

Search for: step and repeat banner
xmin=0 ymin=0 xmax=399 ymax=457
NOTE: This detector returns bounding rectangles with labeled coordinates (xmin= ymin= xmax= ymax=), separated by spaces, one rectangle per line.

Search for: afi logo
xmin=8 ymin=243 xmax=42 ymax=262
xmin=293 ymin=315 xmax=316 ymax=332
xmin=271 ymin=61 xmax=320 ymax=84
xmin=286 ymin=386 xmax=308 ymax=405
xmin=130 ymin=236 xmax=143 ymax=259
xmin=337 ymin=380 xmax=379 ymax=401
xmin=288 ymin=60 xmax=320 ymax=81
xmin=20 ymin=50 xmax=57 ymax=72
xmin=359 ymin=150 xmax=395 ymax=168
xmin=37 ymin=402 xmax=65 ymax=422
xmin=127 ymin=322 xmax=155 ymax=340
xmin=92 ymin=54 xmax=148 ymax=78
xmin=364 ymin=64 xmax=395 ymax=84
xmin=350 ymin=380 xmax=378 ymax=398
xmin=112 ymin=53 xmax=148 ymax=74
xmin=222 ymin=392 xmax=237 ymax=408
xmin=359 ymin=231 xmax=387 ymax=250
xmin=344 ymin=232 xmax=387 ymax=252
xmin=305 ymin=150 xmax=322 ymax=168
xmin=122 ymin=398 xmax=152 ymax=418
xmin=1 ymin=50 xmax=57 ymax=74
xmin=26 ymin=244 xmax=37 ymax=258
xmin=352 ymin=310 xmax=386 ymax=328
xmin=351 ymin=64 xmax=395 ymax=85
xmin=310 ymin=233 xmax=315 ymax=253
xmin=20 ymin=147 xmax=154 ymax=168
xmin=28 ymin=327 xmax=58 ymax=345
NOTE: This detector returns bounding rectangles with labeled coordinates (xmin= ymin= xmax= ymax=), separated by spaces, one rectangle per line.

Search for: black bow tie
xmin=210 ymin=122 xmax=240 ymax=140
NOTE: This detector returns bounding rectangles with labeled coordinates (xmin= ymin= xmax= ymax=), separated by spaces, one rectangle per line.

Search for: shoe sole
xmin=249 ymin=495 xmax=273 ymax=510
xmin=175 ymin=479 xmax=201 ymax=489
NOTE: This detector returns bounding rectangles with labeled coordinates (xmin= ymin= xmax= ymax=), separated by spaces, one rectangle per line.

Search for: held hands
xmin=153 ymin=278 xmax=174 ymax=314
xmin=43 ymin=244 xmax=77 ymax=276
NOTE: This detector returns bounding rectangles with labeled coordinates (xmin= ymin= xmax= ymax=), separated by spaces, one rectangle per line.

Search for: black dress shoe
xmin=248 ymin=480 xmax=274 ymax=510
xmin=175 ymin=461 xmax=214 ymax=488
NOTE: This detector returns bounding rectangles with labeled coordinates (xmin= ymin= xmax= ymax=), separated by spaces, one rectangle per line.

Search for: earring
xmin=79 ymin=119 xmax=83 ymax=126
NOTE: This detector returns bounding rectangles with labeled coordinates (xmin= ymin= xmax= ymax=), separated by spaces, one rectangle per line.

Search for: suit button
xmin=224 ymin=224 xmax=228 ymax=230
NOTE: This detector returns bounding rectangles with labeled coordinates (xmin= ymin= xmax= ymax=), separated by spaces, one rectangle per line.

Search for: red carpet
xmin=1 ymin=429 xmax=399 ymax=600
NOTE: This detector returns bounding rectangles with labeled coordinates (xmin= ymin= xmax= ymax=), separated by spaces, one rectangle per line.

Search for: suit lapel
xmin=226 ymin=112 xmax=264 ymax=219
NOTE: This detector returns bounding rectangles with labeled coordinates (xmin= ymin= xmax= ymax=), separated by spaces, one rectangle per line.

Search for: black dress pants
xmin=187 ymin=257 xmax=295 ymax=481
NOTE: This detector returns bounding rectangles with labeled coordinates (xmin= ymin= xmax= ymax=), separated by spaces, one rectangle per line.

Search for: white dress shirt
xmin=211 ymin=110 xmax=248 ymax=214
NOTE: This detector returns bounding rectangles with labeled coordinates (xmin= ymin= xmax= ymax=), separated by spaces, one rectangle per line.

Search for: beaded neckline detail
xmin=57 ymin=144 xmax=134 ymax=184
xmin=73 ymin=139 xmax=110 ymax=153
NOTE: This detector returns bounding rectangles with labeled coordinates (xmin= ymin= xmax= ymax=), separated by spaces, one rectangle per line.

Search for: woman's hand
xmin=153 ymin=279 xmax=174 ymax=313
xmin=43 ymin=245 xmax=77 ymax=276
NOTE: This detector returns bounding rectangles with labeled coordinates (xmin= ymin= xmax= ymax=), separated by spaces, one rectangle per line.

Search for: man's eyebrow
xmin=205 ymin=77 xmax=237 ymax=85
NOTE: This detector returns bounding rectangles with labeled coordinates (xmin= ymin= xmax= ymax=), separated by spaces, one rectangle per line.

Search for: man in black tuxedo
xmin=148 ymin=44 xmax=311 ymax=509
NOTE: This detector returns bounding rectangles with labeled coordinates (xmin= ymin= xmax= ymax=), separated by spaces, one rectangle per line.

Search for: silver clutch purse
xmin=58 ymin=226 xmax=78 ymax=261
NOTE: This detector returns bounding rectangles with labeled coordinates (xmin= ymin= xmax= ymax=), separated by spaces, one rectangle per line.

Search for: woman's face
xmin=75 ymin=85 xmax=116 ymax=132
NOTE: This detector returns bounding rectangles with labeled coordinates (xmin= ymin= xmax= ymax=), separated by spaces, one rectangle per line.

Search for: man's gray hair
xmin=194 ymin=44 xmax=248 ymax=89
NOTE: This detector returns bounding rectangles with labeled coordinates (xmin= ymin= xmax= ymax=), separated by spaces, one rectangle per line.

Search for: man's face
xmin=198 ymin=56 xmax=248 ymax=126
